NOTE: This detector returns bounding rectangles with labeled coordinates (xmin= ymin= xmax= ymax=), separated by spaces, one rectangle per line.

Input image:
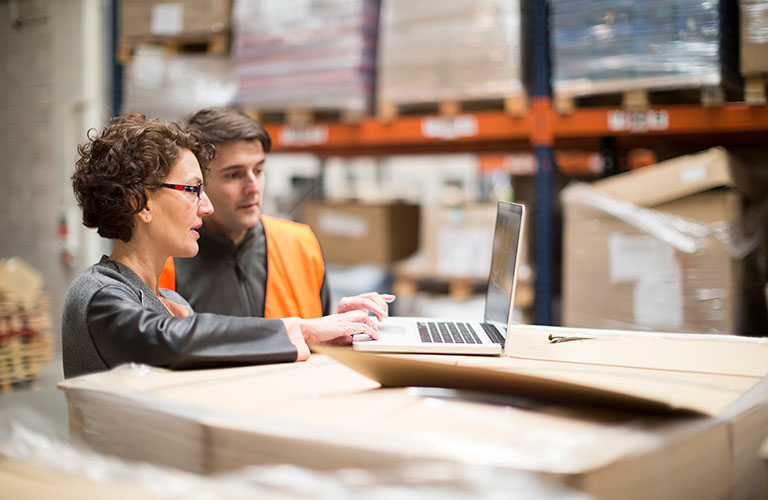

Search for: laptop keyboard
xmin=417 ymin=321 xmax=504 ymax=345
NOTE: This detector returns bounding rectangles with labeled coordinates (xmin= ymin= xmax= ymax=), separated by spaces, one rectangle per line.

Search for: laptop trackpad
xmin=379 ymin=323 xmax=408 ymax=335
xmin=354 ymin=323 xmax=408 ymax=342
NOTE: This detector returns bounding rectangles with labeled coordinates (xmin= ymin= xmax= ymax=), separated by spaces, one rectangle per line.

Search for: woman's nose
xmin=198 ymin=190 xmax=214 ymax=216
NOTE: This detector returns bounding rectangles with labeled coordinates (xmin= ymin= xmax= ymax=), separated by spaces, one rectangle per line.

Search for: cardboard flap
xmin=587 ymin=148 xmax=736 ymax=208
xmin=315 ymin=346 xmax=753 ymax=416
xmin=316 ymin=325 xmax=768 ymax=417
xmin=505 ymin=325 xmax=768 ymax=378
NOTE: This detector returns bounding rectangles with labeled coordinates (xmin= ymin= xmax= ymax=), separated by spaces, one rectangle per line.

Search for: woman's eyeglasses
xmin=160 ymin=182 xmax=204 ymax=199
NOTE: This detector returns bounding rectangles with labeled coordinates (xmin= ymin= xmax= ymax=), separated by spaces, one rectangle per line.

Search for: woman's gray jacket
xmin=62 ymin=256 xmax=297 ymax=378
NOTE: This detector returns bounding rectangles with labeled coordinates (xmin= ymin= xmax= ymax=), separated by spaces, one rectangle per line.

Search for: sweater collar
xmin=198 ymin=220 xmax=260 ymax=254
xmin=96 ymin=255 xmax=168 ymax=312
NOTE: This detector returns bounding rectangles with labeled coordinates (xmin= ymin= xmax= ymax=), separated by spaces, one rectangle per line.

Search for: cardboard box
xmin=58 ymin=327 xmax=768 ymax=499
xmin=561 ymin=148 xmax=766 ymax=335
xmin=398 ymin=204 xmax=531 ymax=281
xmin=119 ymin=0 xmax=232 ymax=39
xmin=740 ymin=0 xmax=768 ymax=75
xmin=0 ymin=257 xmax=43 ymax=309
xmin=302 ymin=202 xmax=419 ymax=267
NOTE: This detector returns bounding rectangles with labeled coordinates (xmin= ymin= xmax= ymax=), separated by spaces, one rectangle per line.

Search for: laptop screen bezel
xmin=482 ymin=201 xmax=526 ymax=342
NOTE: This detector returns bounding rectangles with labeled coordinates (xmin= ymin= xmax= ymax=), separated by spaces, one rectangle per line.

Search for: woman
xmin=62 ymin=115 xmax=381 ymax=379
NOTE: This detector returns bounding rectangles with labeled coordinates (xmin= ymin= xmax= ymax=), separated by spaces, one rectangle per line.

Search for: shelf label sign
xmin=421 ymin=115 xmax=478 ymax=140
xmin=607 ymin=109 xmax=669 ymax=132
xmin=278 ymin=125 xmax=329 ymax=146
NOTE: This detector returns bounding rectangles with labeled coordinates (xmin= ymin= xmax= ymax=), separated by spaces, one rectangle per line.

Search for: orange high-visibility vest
xmin=158 ymin=215 xmax=325 ymax=319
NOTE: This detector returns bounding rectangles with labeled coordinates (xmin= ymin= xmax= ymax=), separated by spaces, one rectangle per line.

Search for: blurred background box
xmin=121 ymin=45 xmax=237 ymax=123
xmin=419 ymin=204 xmax=501 ymax=280
xmin=232 ymin=0 xmax=378 ymax=115
xmin=377 ymin=0 xmax=524 ymax=111
xmin=119 ymin=0 xmax=232 ymax=39
xmin=0 ymin=258 xmax=54 ymax=394
xmin=302 ymin=202 xmax=419 ymax=267
xmin=561 ymin=148 xmax=767 ymax=335
xmin=550 ymin=0 xmax=740 ymax=104
xmin=740 ymin=0 xmax=768 ymax=75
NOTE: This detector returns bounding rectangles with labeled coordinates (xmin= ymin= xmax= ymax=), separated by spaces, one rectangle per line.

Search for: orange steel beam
xmin=554 ymin=104 xmax=768 ymax=137
xmin=266 ymin=111 xmax=532 ymax=151
xmin=265 ymin=104 xmax=768 ymax=152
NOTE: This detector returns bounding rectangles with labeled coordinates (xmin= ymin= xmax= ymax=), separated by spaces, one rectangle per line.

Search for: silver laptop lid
xmin=483 ymin=201 xmax=525 ymax=332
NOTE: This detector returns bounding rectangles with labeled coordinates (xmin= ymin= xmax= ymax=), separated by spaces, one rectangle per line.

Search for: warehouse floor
xmin=0 ymin=354 xmax=69 ymax=440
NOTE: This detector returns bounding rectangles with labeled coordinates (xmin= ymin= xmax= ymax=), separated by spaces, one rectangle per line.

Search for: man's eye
xmin=225 ymin=172 xmax=241 ymax=179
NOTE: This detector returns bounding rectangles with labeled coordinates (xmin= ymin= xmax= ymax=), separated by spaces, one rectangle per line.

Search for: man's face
xmin=201 ymin=140 xmax=266 ymax=244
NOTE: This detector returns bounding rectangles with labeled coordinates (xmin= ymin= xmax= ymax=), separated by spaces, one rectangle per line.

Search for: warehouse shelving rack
xmin=111 ymin=1 xmax=768 ymax=326
xmin=261 ymin=2 xmax=768 ymax=325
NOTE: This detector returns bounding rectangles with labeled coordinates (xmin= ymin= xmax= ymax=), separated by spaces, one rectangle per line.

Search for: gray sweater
xmin=62 ymin=256 xmax=297 ymax=378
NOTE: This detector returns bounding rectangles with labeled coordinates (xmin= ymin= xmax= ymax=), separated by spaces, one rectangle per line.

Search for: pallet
xmin=392 ymin=272 xmax=535 ymax=309
xmin=244 ymin=107 xmax=366 ymax=126
xmin=554 ymin=86 xmax=730 ymax=115
xmin=744 ymin=76 xmax=768 ymax=106
xmin=392 ymin=274 xmax=486 ymax=302
xmin=377 ymin=94 xmax=527 ymax=123
xmin=0 ymin=296 xmax=54 ymax=394
xmin=117 ymin=32 xmax=231 ymax=65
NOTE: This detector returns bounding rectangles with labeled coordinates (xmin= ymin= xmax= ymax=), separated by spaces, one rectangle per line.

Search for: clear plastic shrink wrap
xmin=550 ymin=0 xmax=740 ymax=97
xmin=560 ymin=148 xmax=768 ymax=335
xmin=377 ymin=0 xmax=523 ymax=105
xmin=232 ymin=0 xmax=379 ymax=112
xmin=0 ymin=404 xmax=591 ymax=499
xmin=122 ymin=46 xmax=237 ymax=123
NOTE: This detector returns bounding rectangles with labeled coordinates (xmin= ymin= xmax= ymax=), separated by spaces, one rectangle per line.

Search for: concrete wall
xmin=0 ymin=0 xmax=108 ymax=352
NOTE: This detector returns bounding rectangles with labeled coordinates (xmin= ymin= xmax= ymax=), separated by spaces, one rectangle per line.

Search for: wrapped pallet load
xmin=550 ymin=0 xmax=741 ymax=107
xmin=233 ymin=0 xmax=379 ymax=117
xmin=0 ymin=258 xmax=54 ymax=393
xmin=561 ymin=148 xmax=768 ymax=336
xmin=377 ymin=0 xmax=524 ymax=116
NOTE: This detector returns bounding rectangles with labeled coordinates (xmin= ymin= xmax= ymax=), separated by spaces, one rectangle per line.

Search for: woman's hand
xmin=300 ymin=310 xmax=380 ymax=346
xmin=335 ymin=292 xmax=396 ymax=322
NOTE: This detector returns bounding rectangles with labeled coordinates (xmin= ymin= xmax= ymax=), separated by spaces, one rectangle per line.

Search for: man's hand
xmin=299 ymin=310 xmax=380 ymax=346
xmin=335 ymin=292 xmax=396 ymax=322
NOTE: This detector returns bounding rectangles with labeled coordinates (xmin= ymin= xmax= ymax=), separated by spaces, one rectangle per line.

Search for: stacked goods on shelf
xmin=119 ymin=0 xmax=232 ymax=40
xmin=118 ymin=0 xmax=237 ymax=121
xmin=377 ymin=0 xmax=525 ymax=117
xmin=740 ymin=0 xmax=768 ymax=104
xmin=232 ymin=0 xmax=379 ymax=119
xmin=561 ymin=148 xmax=768 ymax=336
xmin=0 ymin=258 xmax=53 ymax=393
xmin=550 ymin=0 xmax=741 ymax=108
xmin=122 ymin=46 xmax=237 ymax=123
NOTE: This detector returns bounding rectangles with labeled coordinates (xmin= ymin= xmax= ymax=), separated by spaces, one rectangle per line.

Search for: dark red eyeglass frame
xmin=160 ymin=182 xmax=203 ymax=198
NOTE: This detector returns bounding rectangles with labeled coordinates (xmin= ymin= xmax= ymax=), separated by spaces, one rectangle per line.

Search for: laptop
xmin=352 ymin=201 xmax=525 ymax=355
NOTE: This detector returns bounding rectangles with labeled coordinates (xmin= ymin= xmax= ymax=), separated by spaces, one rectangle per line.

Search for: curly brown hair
xmin=72 ymin=114 xmax=214 ymax=242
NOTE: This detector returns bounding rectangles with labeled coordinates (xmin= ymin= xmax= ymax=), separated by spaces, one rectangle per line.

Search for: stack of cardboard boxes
xmin=562 ymin=148 xmax=768 ymax=335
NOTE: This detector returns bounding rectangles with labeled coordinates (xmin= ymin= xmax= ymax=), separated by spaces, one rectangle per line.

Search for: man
xmin=159 ymin=107 xmax=392 ymax=320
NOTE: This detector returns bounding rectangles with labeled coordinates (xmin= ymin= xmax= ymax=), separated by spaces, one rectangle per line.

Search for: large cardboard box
xmin=740 ymin=0 xmax=768 ymax=75
xmin=561 ymin=148 xmax=766 ymax=335
xmin=398 ymin=204 xmax=530 ymax=280
xmin=119 ymin=0 xmax=232 ymax=39
xmin=303 ymin=202 xmax=420 ymax=266
xmin=59 ymin=327 xmax=768 ymax=499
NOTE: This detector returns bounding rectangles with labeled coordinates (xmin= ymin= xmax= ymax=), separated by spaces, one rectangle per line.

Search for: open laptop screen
xmin=483 ymin=202 xmax=524 ymax=326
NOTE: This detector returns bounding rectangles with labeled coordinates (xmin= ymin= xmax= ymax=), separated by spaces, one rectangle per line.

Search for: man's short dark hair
xmin=187 ymin=107 xmax=272 ymax=152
